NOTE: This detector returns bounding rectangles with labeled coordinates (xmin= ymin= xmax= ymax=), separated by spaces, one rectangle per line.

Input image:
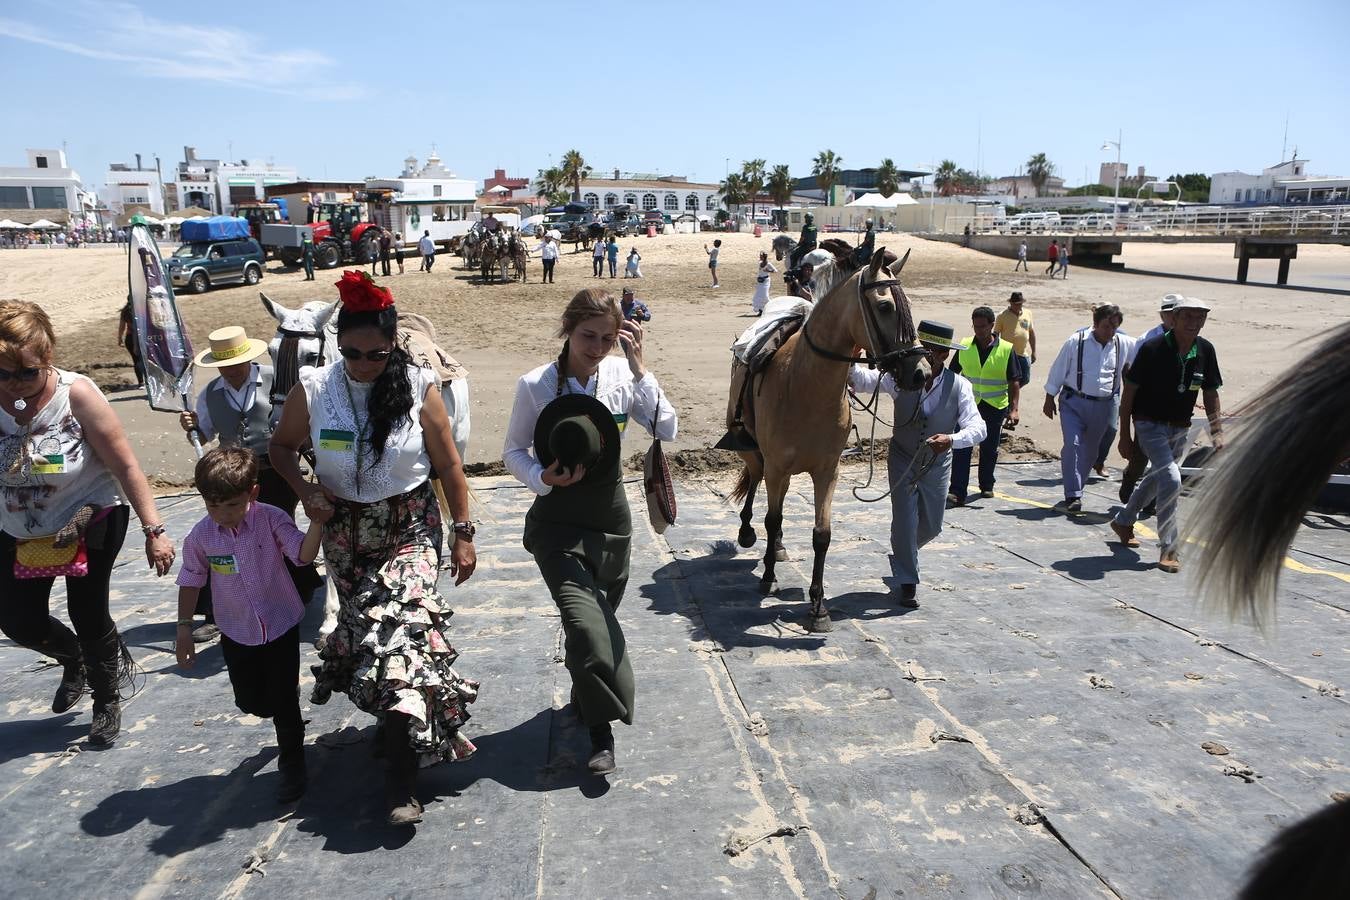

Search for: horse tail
xmin=730 ymin=461 xmax=760 ymax=503
xmin=1185 ymin=319 xmax=1350 ymax=631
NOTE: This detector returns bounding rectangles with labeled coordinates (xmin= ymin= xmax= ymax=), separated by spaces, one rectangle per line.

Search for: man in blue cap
xmin=850 ymin=321 xmax=986 ymax=607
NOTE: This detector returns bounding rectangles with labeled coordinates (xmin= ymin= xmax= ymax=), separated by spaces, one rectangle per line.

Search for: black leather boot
xmin=383 ymin=712 xmax=423 ymax=826
xmin=81 ymin=627 xmax=127 ymax=747
xmin=21 ymin=617 xmax=86 ymax=713
xmin=274 ymin=718 xmax=307 ymax=804
xmin=587 ymin=722 xmax=616 ymax=775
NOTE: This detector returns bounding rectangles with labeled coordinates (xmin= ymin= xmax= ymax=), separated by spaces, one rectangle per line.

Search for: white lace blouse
xmin=503 ymin=356 xmax=678 ymax=495
xmin=302 ymin=362 xmax=434 ymax=502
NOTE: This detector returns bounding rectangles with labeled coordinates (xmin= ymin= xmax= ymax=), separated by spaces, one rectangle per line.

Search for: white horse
xmin=260 ymin=292 xmax=473 ymax=647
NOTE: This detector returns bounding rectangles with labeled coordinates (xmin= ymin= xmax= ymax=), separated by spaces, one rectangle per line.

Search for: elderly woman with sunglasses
xmin=269 ymin=273 xmax=477 ymax=828
xmin=0 ymin=300 xmax=175 ymax=747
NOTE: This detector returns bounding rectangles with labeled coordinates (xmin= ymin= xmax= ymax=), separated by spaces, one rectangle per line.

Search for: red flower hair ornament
xmin=334 ymin=270 xmax=395 ymax=312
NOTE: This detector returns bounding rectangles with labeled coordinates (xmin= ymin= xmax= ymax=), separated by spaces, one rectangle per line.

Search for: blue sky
xmin=3 ymin=0 xmax=1348 ymax=190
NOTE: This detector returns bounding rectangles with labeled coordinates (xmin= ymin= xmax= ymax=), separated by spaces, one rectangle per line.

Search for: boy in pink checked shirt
xmin=174 ymin=446 xmax=330 ymax=804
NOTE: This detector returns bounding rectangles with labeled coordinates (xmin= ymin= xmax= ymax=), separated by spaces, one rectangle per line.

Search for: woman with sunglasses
xmin=0 ymin=300 xmax=176 ymax=747
xmin=269 ymin=272 xmax=477 ymax=827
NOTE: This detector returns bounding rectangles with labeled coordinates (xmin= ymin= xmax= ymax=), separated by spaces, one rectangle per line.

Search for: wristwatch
xmin=452 ymin=521 xmax=476 ymax=542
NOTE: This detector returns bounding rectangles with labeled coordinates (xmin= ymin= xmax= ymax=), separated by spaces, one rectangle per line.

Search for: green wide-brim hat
xmin=916 ymin=319 xmax=967 ymax=351
xmin=533 ymin=393 xmax=621 ymax=484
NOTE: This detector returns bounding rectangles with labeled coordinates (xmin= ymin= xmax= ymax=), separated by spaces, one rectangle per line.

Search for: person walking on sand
xmin=606 ymin=235 xmax=619 ymax=278
xmin=1045 ymin=240 xmax=1059 ymax=276
xmin=379 ymin=229 xmax=392 ymax=277
xmin=117 ymin=299 xmax=145 ymax=388
xmin=752 ymin=251 xmax=776 ymax=315
xmin=592 ymin=235 xmax=606 ymax=277
xmin=1056 ymin=243 xmax=1070 ymax=279
xmin=537 ymin=234 xmax=560 ymax=283
xmin=1014 ymin=239 xmax=1029 ymax=272
xmin=1109 ymin=297 xmax=1223 ymax=573
xmin=419 ymin=230 xmax=435 ymax=273
xmin=302 ymin=234 xmax=316 ymax=281
xmin=625 ymin=246 xmax=641 ymax=278
xmin=705 ymin=239 xmax=721 ymax=287
xmin=393 ymin=232 xmax=405 ymax=275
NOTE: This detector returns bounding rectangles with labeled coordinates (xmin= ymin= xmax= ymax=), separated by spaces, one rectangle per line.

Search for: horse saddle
xmin=398 ymin=313 xmax=468 ymax=384
xmin=715 ymin=314 xmax=806 ymax=452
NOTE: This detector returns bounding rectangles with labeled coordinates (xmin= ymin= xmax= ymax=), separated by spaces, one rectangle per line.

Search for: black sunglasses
xmin=0 ymin=365 xmax=42 ymax=383
xmin=337 ymin=347 xmax=392 ymax=362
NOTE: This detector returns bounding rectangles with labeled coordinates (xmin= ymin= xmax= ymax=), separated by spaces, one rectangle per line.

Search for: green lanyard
xmin=341 ymin=371 xmax=370 ymax=490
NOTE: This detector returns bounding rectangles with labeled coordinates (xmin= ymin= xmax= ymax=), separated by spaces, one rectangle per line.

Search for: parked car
xmin=1003 ymin=212 xmax=1063 ymax=234
xmin=641 ymin=210 xmax=672 ymax=234
xmin=167 ymin=238 xmax=265 ymax=294
xmin=1075 ymin=213 xmax=1115 ymax=232
xmin=606 ymin=212 xmax=642 ymax=236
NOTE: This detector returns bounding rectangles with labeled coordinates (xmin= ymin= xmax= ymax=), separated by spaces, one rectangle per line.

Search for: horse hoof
xmin=758 ymin=578 xmax=778 ymax=597
xmin=738 ymin=526 xmax=757 ymax=548
xmin=808 ymin=613 xmax=833 ymax=634
xmin=774 ymin=546 xmax=789 ymax=562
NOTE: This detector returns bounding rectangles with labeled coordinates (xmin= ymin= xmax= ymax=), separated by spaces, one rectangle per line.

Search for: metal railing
xmin=943 ymin=205 xmax=1349 ymax=238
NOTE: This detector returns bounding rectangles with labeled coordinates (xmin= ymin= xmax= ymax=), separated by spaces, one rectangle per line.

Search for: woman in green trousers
xmin=503 ymin=288 xmax=677 ymax=773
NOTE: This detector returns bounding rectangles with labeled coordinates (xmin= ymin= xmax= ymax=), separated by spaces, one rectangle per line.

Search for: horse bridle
xmin=271 ymin=325 xmax=327 ymax=407
xmin=802 ymin=270 xmax=925 ymax=375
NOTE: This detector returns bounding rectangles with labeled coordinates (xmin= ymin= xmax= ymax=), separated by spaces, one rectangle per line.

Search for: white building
xmin=989 ymin=174 xmax=1067 ymax=199
xmin=577 ymin=174 xmax=723 ymax=215
xmin=169 ymin=146 xmax=298 ymax=215
xmin=0 ymin=148 xmax=85 ymax=223
xmin=1208 ymin=157 xmax=1349 ymax=205
xmin=364 ymin=152 xmax=480 ymax=247
xmin=100 ymin=155 xmax=165 ymax=216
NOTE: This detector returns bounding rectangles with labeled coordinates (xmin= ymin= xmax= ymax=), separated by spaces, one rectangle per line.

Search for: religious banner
xmin=126 ymin=222 xmax=201 ymax=454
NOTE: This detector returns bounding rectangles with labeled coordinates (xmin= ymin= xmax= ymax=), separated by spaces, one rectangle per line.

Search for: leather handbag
xmin=643 ymin=438 xmax=677 ymax=534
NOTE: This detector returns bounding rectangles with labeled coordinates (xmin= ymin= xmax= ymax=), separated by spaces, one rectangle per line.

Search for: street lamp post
xmin=1100 ymin=130 xmax=1122 ymax=223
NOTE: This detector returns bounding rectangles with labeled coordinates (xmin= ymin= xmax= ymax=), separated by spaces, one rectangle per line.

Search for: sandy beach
xmin=2 ymin=235 xmax=1346 ymax=485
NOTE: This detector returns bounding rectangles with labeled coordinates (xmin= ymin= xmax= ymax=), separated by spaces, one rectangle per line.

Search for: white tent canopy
xmin=846 ymin=192 xmax=917 ymax=208
xmin=0 ymin=219 xmax=27 ymax=229
xmin=28 ymin=218 xmax=61 ymax=228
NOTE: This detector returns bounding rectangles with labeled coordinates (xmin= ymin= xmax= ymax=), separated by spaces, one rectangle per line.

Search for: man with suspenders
xmin=1041 ymin=305 xmax=1134 ymax=512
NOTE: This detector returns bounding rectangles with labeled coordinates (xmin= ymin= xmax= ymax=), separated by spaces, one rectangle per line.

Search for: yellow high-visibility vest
xmin=958 ymin=337 xmax=1013 ymax=409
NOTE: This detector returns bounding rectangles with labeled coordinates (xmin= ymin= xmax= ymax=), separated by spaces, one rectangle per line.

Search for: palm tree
xmin=767 ymin=164 xmax=793 ymax=219
xmin=560 ymin=149 xmax=591 ymax=201
xmin=1026 ymin=153 xmax=1053 ymax=198
xmin=812 ymin=150 xmax=842 ymax=203
xmin=534 ymin=166 xmax=564 ymax=200
xmin=875 ymin=158 xmax=901 ymax=198
xmin=933 ymin=159 xmax=960 ymax=197
xmin=719 ymin=172 xmax=749 ymax=219
xmin=741 ymin=159 xmax=766 ymax=221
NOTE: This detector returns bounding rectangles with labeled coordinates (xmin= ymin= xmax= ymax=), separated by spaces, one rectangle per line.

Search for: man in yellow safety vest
xmin=948 ymin=305 xmax=1020 ymax=504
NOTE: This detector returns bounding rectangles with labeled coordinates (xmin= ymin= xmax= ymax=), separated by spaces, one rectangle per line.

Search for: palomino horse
xmin=728 ymin=246 xmax=929 ymax=632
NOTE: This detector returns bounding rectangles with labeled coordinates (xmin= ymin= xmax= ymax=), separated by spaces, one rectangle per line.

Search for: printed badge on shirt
xmin=30 ymin=453 xmax=66 ymax=475
xmin=318 ymin=428 xmax=356 ymax=452
xmin=208 ymin=554 xmax=239 ymax=575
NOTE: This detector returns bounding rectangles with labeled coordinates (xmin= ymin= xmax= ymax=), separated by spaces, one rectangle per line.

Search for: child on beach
xmin=705 ymin=239 xmax=721 ymax=287
xmin=175 ymin=446 xmax=330 ymax=803
xmin=625 ymin=247 xmax=642 ymax=278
